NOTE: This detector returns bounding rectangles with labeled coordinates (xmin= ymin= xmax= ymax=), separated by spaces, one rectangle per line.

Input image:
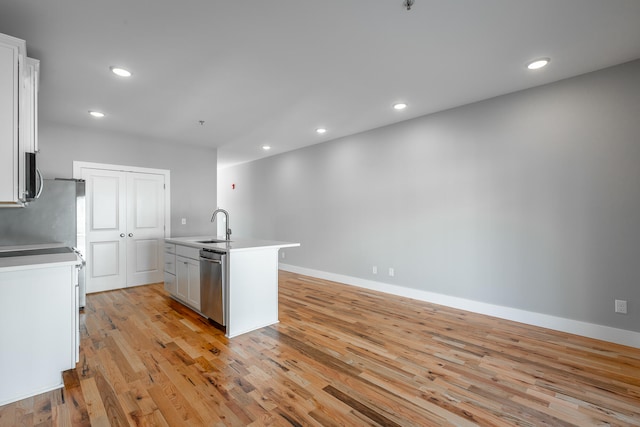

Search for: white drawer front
xmin=164 ymin=243 xmax=176 ymax=254
xmin=176 ymin=245 xmax=200 ymax=260
xmin=164 ymin=252 xmax=176 ymax=274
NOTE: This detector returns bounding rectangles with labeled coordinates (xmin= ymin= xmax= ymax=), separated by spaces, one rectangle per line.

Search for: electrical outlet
xmin=181 ymin=218 xmax=186 ymax=225
xmin=372 ymin=265 xmax=377 ymax=275
xmin=615 ymin=299 xmax=627 ymax=314
xmin=388 ymin=267 xmax=395 ymax=277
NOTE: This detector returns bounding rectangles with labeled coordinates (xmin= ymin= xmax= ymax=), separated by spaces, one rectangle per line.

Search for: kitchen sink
xmin=197 ymin=239 xmax=232 ymax=244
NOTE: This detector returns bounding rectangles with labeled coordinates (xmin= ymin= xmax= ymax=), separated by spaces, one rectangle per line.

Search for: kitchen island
xmin=164 ymin=236 xmax=299 ymax=338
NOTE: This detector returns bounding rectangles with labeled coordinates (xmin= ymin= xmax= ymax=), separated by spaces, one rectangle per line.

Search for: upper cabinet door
xmin=0 ymin=33 xmax=25 ymax=206
xmin=21 ymin=57 xmax=39 ymax=154
xmin=17 ymin=57 xmax=39 ymax=199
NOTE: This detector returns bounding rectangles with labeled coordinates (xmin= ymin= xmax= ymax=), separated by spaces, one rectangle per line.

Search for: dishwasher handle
xmin=200 ymin=258 xmax=222 ymax=264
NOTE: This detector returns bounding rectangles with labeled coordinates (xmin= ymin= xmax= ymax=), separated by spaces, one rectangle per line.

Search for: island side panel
xmin=226 ymin=248 xmax=279 ymax=338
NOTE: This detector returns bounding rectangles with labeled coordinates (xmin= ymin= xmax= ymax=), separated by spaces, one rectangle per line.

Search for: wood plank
xmin=61 ymin=370 xmax=90 ymax=427
xmin=2 ymin=272 xmax=640 ymax=426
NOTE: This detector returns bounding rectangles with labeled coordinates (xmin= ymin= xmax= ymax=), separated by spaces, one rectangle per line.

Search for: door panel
xmin=131 ymin=177 xmax=160 ymax=228
xmin=83 ymin=169 xmax=126 ymax=293
xmin=90 ymin=241 xmax=121 ymax=277
xmin=126 ymin=173 xmax=165 ymax=286
xmin=91 ymin=175 xmax=121 ymax=229
xmin=133 ymin=239 xmax=160 ymax=272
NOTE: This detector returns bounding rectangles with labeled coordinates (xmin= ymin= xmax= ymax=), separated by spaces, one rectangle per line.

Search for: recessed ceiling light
xmin=110 ymin=66 xmax=132 ymax=77
xmin=89 ymin=110 xmax=105 ymax=118
xmin=393 ymin=103 xmax=408 ymax=110
xmin=316 ymin=128 xmax=327 ymax=134
xmin=262 ymin=145 xmax=271 ymax=151
xmin=527 ymin=58 xmax=550 ymax=70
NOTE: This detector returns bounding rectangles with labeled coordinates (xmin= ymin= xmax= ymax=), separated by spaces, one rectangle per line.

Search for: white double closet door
xmin=75 ymin=163 xmax=169 ymax=294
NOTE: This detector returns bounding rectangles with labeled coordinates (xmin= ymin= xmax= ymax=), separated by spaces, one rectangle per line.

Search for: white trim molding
xmin=279 ymin=263 xmax=640 ymax=349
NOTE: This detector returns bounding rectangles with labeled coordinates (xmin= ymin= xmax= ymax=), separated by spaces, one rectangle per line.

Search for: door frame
xmin=72 ymin=161 xmax=171 ymax=239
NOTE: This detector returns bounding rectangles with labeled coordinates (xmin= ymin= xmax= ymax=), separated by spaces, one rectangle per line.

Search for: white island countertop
xmin=0 ymin=245 xmax=81 ymax=271
xmin=165 ymin=236 xmax=300 ymax=252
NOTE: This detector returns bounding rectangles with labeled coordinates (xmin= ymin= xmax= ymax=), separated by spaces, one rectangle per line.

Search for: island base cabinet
xmin=0 ymin=265 xmax=76 ymax=406
xmin=163 ymin=238 xmax=299 ymax=339
xmin=227 ymin=249 xmax=279 ymax=338
xmin=164 ymin=243 xmax=200 ymax=312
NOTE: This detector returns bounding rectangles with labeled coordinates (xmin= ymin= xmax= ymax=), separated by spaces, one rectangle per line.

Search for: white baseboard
xmin=279 ymin=263 xmax=640 ymax=349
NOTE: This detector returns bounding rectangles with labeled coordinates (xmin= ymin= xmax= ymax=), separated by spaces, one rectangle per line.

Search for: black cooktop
xmin=0 ymin=247 xmax=74 ymax=258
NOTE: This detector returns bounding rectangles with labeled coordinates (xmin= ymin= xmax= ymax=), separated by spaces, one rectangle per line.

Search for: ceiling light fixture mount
xmin=316 ymin=128 xmax=327 ymax=135
xmin=393 ymin=103 xmax=408 ymax=110
xmin=404 ymin=0 xmax=415 ymax=11
xmin=89 ymin=110 xmax=105 ymax=118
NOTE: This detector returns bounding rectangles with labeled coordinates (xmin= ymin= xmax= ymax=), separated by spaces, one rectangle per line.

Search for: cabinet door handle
xmin=128 ymin=233 xmax=133 ymax=237
xmin=35 ymin=168 xmax=44 ymax=199
xmin=120 ymin=233 xmax=125 ymax=238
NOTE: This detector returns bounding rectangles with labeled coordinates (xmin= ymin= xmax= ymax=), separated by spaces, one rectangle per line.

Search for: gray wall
xmin=219 ymin=59 xmax=640 ymax=333
xmin=38 ymin=122 xmax=218 ymax=237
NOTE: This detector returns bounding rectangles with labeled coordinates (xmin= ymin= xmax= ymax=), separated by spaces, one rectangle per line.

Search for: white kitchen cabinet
xmin=163 ymin=243 xmax=177 ymax=294
xmin=0 ymin=32 xmax=39 ymax=208
xmin=164 ymin=242 xmax=201 ymax=311
xmin=0 ymin=261 xmax=79 ymax=406
xmin=0 ymin=33 xmax=25 ymax=206
xmin=176 ymin=254 xmax=200 ymax=310
xmin=16 ymin=57 xmax=40 ymax=203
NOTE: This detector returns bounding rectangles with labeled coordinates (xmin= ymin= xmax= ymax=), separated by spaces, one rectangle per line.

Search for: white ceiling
xmin=1 ymin=1 xmax=640 ymax=169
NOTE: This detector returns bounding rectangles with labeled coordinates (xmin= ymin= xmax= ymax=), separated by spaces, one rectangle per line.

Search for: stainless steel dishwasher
xmin=199 ymin=249 xmax=226 ymax=326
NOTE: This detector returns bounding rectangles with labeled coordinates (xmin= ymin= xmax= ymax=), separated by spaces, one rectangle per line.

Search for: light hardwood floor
xmin=1 ymin=271 xmax=639 ymax=426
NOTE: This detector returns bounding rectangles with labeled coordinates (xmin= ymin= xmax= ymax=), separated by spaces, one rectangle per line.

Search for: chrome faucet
xmin=211 ymin=208 xmax=232 ymax=240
